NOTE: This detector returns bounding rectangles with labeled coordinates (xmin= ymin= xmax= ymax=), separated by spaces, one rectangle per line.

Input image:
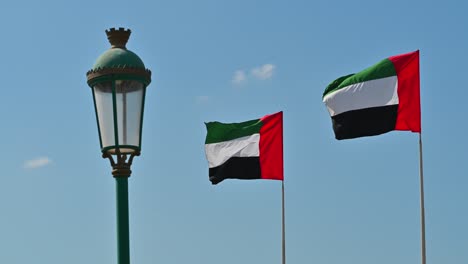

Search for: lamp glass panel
xmin=115 ymin=80 xmax=144 ymax=154
xmin=93 ymin=81 xmax=115 ymax=150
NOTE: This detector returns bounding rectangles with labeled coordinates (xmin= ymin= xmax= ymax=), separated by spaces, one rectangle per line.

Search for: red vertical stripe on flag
xmin=259 ymin=111 xmax=284 ymax=181
xmin=389 ymin=50 xmax=421 ymax=133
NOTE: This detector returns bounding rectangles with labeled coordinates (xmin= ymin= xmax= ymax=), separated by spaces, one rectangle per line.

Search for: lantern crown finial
xmin=87 ymin=28 xmax=151 ymax=87
xmin=106 ymin=28 xmax=131 ymax=49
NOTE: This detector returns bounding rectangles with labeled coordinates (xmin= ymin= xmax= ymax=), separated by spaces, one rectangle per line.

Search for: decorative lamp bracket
xmin=102 ymin=150 xmax=140 ymax=178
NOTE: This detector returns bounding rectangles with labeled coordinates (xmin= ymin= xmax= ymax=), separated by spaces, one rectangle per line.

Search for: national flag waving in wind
xmin=204 ymin=111 xmax=283 ymax=185
xmin=323 ymin=50 xmax=420 ymax=140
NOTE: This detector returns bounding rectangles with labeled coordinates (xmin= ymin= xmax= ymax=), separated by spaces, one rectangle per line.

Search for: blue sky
xmin=0 ymin=0 xmax=467 ymax=263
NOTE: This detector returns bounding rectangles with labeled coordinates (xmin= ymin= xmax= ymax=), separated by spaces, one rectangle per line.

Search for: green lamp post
xmin=86 ymin=28 xmax=151 ymax=264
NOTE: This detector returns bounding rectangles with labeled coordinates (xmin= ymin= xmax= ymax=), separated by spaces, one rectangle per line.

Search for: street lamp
xmin=86 ymin=27 xmax=151 ymax=264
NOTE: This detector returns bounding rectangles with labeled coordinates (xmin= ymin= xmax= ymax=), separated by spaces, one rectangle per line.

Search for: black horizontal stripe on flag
xmin=331 ymin=105 xmax=398 ymax=140
xmin=209 ymin=157 xmax=261 ymax=185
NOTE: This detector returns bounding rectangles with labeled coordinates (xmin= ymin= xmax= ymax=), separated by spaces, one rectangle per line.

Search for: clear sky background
xmin=0 ymin=0 xmax=466 ymax=263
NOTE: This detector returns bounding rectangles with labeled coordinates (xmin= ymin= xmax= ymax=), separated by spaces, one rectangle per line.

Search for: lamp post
xmin=86 ymin=28 xmax=151 ymax=264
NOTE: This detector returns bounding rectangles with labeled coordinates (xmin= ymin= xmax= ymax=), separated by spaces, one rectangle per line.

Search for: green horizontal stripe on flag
xmin=323 ymin=58 xmax=397 ymax=97
xmin=205 ymin=118 xmax=262 ymax=144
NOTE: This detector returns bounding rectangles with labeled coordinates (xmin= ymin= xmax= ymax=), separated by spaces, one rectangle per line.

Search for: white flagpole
xmin=282 ymin=180 xmax=286 ymax=264
xmin=418 ymin=133 xmax=427 ymax=264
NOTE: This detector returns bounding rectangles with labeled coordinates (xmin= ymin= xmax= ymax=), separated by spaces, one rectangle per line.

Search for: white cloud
xmin=232 ymin=70 xmax=247 ymax=84
xmin=251 ymin=64 xmax=275 ymax=80
xmin=231 ymin=64 xmax=276 ymax=84
xmin=195 ymin=95 xmax=210 ymax=104
xmin=24 ymin=157 xmax=52 ymax=169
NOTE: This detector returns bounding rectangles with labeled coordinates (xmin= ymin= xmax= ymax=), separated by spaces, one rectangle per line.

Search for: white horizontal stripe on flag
xmin=205 ymin=134 xmax=260 ymax=168
xmin=323 ymin=76 xmax=399 ymax=116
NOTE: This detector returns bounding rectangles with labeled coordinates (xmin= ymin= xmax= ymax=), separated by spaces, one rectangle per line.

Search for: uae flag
xmin=323 ymin=50 xmax=420 ymax=140
xmin=204 ymin=111 xmax=283 ymax=185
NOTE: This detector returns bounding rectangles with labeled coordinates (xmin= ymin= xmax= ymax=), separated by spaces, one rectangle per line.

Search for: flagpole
xmin=418 ymin=133 xmax=427 ymax=264
xmin=282 ymin=180 xmax=286 ymax=264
